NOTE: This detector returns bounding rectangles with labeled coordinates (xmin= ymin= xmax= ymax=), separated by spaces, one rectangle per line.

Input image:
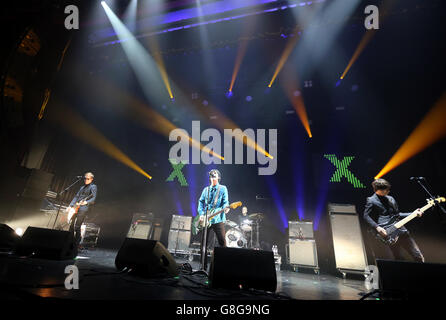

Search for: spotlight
xmin=245 ymin=96 xmax=252 ymax=102
xmin=226 ymin=91 xmax=233 ymax=98
xmin=15 ymin=228 xmax=24 ymax=236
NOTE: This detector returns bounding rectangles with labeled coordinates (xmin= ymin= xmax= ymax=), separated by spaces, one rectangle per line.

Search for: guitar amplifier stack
xmin=167 ymin=215 xmax=192 ymax=254
xmin=127 ymin=213 xmax=162 ymax=241
xmin=286 ymin=221 xmax=319 ymax=274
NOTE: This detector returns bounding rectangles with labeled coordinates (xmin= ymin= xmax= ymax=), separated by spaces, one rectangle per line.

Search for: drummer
xmin=231 ymin=207 xmax=252 ymax=233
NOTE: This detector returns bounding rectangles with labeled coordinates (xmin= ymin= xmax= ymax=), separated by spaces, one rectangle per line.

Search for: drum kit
xmin=225 ymin=213 xmax=264 ymax=249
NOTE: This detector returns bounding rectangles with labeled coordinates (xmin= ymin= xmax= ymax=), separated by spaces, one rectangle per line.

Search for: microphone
xmin=410 ymin=176 xmax=425 ymax=181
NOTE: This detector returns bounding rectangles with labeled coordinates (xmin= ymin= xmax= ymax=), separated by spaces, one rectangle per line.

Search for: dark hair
xmin=209 ymin=169 xmax=221 ymax=181
xmin=372 ymin=178 xmax=391 ymax=192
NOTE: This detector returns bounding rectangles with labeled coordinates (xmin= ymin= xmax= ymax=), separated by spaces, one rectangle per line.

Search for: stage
xmin=0 ymin=248 xmax=370 ymax=301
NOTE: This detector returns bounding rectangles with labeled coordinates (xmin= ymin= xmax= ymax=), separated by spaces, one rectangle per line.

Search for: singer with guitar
xmin=197 ymin=169 xmax=229 ymax=249
xmin=66 ymin=172 xmax=97 ymax=247
xmin=363 ymin=178 xmax=425 ymax=263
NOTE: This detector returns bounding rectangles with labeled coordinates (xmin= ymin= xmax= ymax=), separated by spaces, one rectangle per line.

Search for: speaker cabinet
xmin=168 ymin=229 xmax=191 ymax=252
xmin=376 ymin=259 xmax=446 ymax=299
xmin=288 ymin=238 xmax=319 ymax=268
xmin=14 ymin=227 xmax=77 ymax=260
xmin=0 ymin=224 xmax=20 ymax=250
xmin=115 ymin=238 xmax=178 ymax=277
xmin=209 ymin=247 xmax=277 ymax=292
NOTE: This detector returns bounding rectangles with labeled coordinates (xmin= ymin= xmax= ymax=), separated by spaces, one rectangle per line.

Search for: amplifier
xmin=170 ymin=215 xmax=192 ymax=231
xmin=168 ymin=229 xmax=191 ymax=252
xmin=80 ymin=223 xmax=100 ymax=247
xmin=127 ymin=213 xmax=152 ymax=239
xmin=288 ymin=221 xmax=314 ymax=239
xmin=127 ymin=221 xmax=151 ymax=240
xmin=288 ymin=238 xmax=319 ymax=268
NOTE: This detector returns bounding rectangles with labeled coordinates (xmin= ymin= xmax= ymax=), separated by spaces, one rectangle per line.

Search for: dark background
xmin=0 ymin=0 xmax=445 ymax=274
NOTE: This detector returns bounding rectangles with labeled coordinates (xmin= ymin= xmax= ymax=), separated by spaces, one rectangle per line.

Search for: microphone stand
xmin=198 ymin=184 xmax=211 ymax=275
xmin=52 ymin=177 xmax=83 ymax=229
xmin=414 ymin=178 xmax=446 ymax=215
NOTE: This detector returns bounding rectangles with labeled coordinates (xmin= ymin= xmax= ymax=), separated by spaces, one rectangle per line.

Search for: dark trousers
xmin=69 ymin=207 xmax=88 ymax=247
xmin=207 ymin=222 xmax=226 ymax=247
xmin=201 ymin=222 xmax=226 ymax=270
xmin=370 ymin=232 xmax=424 ymax=263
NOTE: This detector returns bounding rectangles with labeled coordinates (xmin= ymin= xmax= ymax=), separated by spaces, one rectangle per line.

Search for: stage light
xmin=268 ymin=34 xmax=300 ymax=88
xmin=225 ymin=91 xmax=233 ymax=98
xmin=375 ymin=93 xmax=446 ymax=179
xmin=282 ymin=73 xmax=312 ymax=138
xmin=15 ymin=228 xmax=24 ymax=236
xmin=102 ymin=2 xmax=174 ymax=103
xmin=49 ymin=101 xmax=153 ymax=180
xmin=246 ymin=96 xmax=252 ymax=102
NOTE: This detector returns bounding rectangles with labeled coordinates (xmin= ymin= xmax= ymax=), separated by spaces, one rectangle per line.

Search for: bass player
xmin=363 ymin=178 xmax=424 ymax=263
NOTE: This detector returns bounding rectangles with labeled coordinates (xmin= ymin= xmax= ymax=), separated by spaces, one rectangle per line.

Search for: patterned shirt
xmin=197 ymin=183 xmax=229 ymax=225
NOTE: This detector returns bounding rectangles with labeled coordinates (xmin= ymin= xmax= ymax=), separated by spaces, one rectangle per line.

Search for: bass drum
xmin=225 ymin=228 xmax=247 ymax=248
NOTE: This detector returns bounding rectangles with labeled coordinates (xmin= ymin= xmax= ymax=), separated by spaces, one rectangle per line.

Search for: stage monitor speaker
xmin=0 ymin=224 xmax=20 ymax=250
xmin=14 ymin=227 xmax=77 ymax=260
xmin=376 ymin=259 xmax=446 ymax=299
xmin=209 ymin=247 xmax=277 ymax=292
xmin=115 ymin=238 xmax=178 ymax=278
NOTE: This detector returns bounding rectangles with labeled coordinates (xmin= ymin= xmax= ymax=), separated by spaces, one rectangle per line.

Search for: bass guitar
xmin=191 ymin=201 xmax=242 ymax=235
xmin=374 ymin=196 xmax=445 ymax=245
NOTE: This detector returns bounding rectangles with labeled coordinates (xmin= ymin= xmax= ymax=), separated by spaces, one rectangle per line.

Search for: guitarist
xmin=363 ymin=178 xmax=424 ymax=263
xmin=66 ymin=172 xmax=98 ymax=247
xmin=197 ymin=169 xmax=229 ymax=251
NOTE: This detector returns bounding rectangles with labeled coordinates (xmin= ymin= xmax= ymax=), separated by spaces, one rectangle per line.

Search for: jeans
xmin=69 ymin=206 xmax=88 ymax=247
xmin=369 ymin=231 xmax=425 ymax=263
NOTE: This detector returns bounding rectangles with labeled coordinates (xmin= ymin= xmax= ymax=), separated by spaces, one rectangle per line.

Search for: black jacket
xmin=363 ymin=193 xmax=410 ymax=231
xmin=70 ymin=183 xmax=97 ymax=208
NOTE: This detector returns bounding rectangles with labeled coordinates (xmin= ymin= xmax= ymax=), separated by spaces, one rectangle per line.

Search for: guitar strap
xmin=206 ymin=185 xmax=221 ymax=212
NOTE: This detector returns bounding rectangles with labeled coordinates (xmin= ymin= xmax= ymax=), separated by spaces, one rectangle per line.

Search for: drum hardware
xmin=247 ymin=213 xmax=263 ymax=249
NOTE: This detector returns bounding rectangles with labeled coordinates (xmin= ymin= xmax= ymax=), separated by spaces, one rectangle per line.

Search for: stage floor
xmin=0 ymin=248 xmax=371 ymax=300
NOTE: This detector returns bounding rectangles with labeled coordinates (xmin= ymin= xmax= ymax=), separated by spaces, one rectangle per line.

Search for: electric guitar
xmin=191 ymin=201 xmax=242 ymax=235
xmin=66 ymin=194 xmax=94 ymax=225
xmin=374 ymin=197 xmax=445 ymax=245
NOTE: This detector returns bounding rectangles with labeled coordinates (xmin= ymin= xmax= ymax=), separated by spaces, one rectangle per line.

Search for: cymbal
xmin=249 ymin=213 xmax=264 ymax=219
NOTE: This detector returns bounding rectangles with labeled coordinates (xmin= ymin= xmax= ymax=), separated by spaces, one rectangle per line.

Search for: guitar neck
xmin=207 ymin=207 xmax=226 ymax=220
xmin=394 ymin=202 xmax=433 ymax=229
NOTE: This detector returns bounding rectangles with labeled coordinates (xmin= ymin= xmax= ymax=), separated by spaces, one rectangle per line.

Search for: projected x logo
xmin=166 ymin=159 xmax=188 ymax=187
xmin=324 ymin=154 xmax=366 ymax=189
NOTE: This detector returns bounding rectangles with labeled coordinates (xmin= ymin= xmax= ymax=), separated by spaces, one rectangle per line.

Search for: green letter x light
xmin=166 ymin=159 xmax=188 ymax=187
xmin=324 ymin=154 xmax=366 ymax=189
